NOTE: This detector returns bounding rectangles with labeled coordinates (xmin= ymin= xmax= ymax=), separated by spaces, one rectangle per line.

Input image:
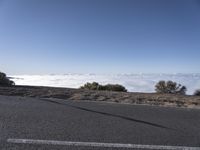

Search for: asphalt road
xmin=0 ymin=95 xmax=200 ymax=150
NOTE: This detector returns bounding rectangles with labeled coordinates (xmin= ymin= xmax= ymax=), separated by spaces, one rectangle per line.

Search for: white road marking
xmin=7 ymin=138 xmax=200 ymax=150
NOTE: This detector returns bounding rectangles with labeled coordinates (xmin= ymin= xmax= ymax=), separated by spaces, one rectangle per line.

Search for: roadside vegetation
xmin=155 ymin=80 xmax=187 ymax=95
xmin=0 ymin=72 xmax=15 ymax=86
xmin=80 ymin=82 xmax=127 ymax=92
xmin=80 ymin=81 xmax=189 ymax=95
xmin=0 ymin=72 xmax=200 ymax=108
xmin=1 ymin=71 xmax=200 ymax=96
xmin=194 ymin=89 xmax=200 ymax=96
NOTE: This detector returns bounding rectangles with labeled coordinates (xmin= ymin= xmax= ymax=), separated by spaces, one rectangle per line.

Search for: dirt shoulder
xmin=0 ymin=85 xmax=200 ymax=108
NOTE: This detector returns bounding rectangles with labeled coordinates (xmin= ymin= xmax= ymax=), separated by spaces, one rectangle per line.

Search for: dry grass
xmin=0 ymin=85 xmax=200 ymax=108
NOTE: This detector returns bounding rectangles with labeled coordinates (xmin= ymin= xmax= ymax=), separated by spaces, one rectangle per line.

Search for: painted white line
xmin=7 ymin=138 xmax=200 ymax=150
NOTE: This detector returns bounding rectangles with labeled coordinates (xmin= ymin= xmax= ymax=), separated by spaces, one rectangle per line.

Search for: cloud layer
xmin=11 ymin=74 xmax=200 ymax=95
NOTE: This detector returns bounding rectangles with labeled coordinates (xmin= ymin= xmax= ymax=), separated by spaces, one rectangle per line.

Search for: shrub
xmin=80 ymin=82 xmax=127 ymax=92
xmin=155 ymin=80 xmax=186 ymax=95
xmin=0 ymin=72 xmax=15 ymax=86
xmin=80 ymin=82 xmax=101 ymax=90
xmin=103 ymin=84 xmax=127 ymax=92
xmin=194 ymin=89 xmax=200 ymax=96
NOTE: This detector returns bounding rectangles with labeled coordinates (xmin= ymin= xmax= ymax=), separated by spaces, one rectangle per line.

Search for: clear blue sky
xmin=0 ymin=0 xmax=200 ymax=74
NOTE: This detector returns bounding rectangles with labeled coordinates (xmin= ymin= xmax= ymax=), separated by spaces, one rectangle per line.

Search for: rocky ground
xmin=0 ymin=85 xmax=200 ymax=108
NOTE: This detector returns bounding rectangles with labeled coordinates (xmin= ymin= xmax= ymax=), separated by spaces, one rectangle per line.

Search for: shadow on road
xmin=40 ymin=98 xmax=173 ymax=130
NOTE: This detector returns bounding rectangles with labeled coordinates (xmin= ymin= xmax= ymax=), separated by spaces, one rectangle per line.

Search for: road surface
xmin=0 ymin=95 xmax=200 ymax=149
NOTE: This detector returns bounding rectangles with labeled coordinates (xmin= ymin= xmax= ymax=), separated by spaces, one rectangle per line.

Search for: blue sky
xmin=0 ymin=0 xmax=200 ymax=74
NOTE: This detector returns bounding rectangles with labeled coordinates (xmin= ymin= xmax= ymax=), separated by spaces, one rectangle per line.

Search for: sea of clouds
xmin=11 ymin=73 xmax=200 ymax=95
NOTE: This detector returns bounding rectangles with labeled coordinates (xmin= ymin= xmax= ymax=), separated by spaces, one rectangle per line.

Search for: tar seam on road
xmin=7 ymin=139 xmax=200 ymax=150
xmin=40 ymin=98 xmax=173 ymax=130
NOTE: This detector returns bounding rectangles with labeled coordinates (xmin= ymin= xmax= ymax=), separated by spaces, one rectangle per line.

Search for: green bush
xmin=80 ymin=82 xmax=127 ymax=92
xmin=155 ymin=80 xmax=186 ymax=95
xmin=194 ymin=89 xmax=200 ymax=96
xmin=80 ymin=82 xmax=101 ymax=90
xmin=0 ymin=72 xmax=15 ymax=86
xmin=103 ymin=84 xmax=127 ymax=92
